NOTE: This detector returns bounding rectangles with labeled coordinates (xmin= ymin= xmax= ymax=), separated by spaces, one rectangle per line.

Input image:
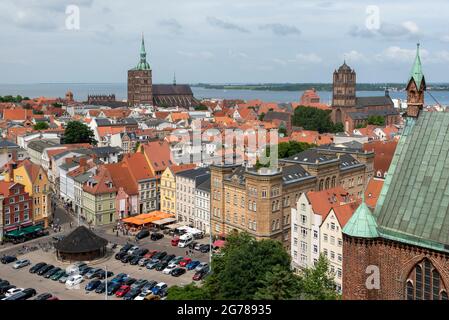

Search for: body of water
xmin=0 ymin=83 xmax=448 ymax=106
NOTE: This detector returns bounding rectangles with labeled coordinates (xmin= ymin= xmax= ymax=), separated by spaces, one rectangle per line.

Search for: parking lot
xmin=0 ymin=236 xmax=211 ymax=300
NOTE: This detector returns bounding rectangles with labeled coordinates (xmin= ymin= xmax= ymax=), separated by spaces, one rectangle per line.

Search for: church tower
xmin=406 ymin=43 xmax=426 ymax=117
xmin=332 ymin=62 xmax=356 ymax=123
xmin=127 ymin=34 xmax=153 ymax=106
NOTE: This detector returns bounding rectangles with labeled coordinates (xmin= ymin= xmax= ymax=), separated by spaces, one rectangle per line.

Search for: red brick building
xmin=0 ymin=181 xmax=33 ymax=240
xmin=342 ymin=45 xmax=449 ymax=300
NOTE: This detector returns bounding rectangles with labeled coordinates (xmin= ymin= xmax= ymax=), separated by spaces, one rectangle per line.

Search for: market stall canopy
xmin=6 ymin=225 xmax=43 ymax=237
xmin=151 ymin=217 xmax=177 ymax=226
xmin=122 ymin=211 xmax=174 ymax=226
xmin=213 ymin=240 xmax=226 ymax=248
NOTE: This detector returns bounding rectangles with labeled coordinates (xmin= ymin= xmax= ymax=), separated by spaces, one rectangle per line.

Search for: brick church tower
xmin=332 ymin=62 xmax=356 ymax=123
xmin=405 ymin=43 xmax=426 ymax=117
xmin=342 ymin=45 xmax=449 ymax=301
xmin=127 ymin=34 xmax=153 ymax=106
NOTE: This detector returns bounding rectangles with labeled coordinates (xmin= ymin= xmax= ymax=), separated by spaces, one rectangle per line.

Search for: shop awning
xmin=5 ymin=225 xmax=42 ymax=237
xmin=151 ymin=217 xmax=177 ymax=226
xmin=164 ymin=222 xmax=184 ymax=230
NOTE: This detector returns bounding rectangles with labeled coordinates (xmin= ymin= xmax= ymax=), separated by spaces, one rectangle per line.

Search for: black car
xmin=95 ymin=281 xmax=111 ymax=294
xmin=17 ymin=288 xmax=37 ymax=300
xmin=115 ymin=251 xmax=127 ymax=260
xmin=199 ymin=244 xmax=211 ymax=253
xmin=96 ymin=270 xmax=114 ymax=280
xmin=188 ymin=241 xmax=198 ymax=249
xmin=0 ymin=284 xmax=15 ymax=294
xmin=44 ymin=267 xmax=61 ymax=279
xmin=79 ymin=266 xmax=93 ymax=276
xmin=120 ymin=254 xmax=133 ymax=263
xmin=34 ymin=293 xmax=53 ymax=300
xmin=133 ymin=248 xmax=149 ymax=257
xmin=150 ymin=233 xmax=164 ymax=241
xmin=122 ymin=277 xmax=136 ymax=286
xmin=153 ymin=251 xmax=167 ymax=260
xmin=155 ymin=261 xmax=169 ymax=272
xmin=85 ymin=279 xmax=102 ymax=291
xmin=0 ymin=280 xmax=10 ymax=288
xmin=129 ymin=255 xmax=141 ymax=265
xmin=29 ymin=262 xmax=47 ymax=274
xmin=161 ymin=254 xmax=175 ymax=263
xmin=135 ymin=229 xmax=150 ymax=240
xmin=171 ymin=267 xmax=186 ymax=277
xmin=120 ymin=243 xmax=133 ymax=253
xmin=37 ymin=264 xmax=54 ymax=276
xmin=106 ymin=282 xmax=121 ymax=295
xmin=1 ymin=256 xmax=17 ymax=264
xmin=123 ymin=288 xmax=141 ymax=300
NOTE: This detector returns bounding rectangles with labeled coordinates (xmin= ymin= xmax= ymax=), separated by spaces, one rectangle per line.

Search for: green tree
xmin=52 ymin=102 xmax=63 ymax=108
xmin=300 ymin=254 xmax=339 ymax=300
xmin=194 ymin=104 xmax=208 ymax=111
xmin=254 ymin=265 xmax=303 ymax=300
xmin=167 ymin=283 xmax=210 ymax=300
xmin=63 ymin=121 xmax=97 ymax=145
xmin=33 ymin=110 xmax=44 ymax=115
xmin=258 ymin=112 xmax=266 ymax=121
xmin=332 ymin=122 xmax=344 ymax=133
xmin=355 ymin=123 xmax=367 ymax=129
xmin=278 ymin=141 xmax=315 ymax=159
xmin=367 ymin=115 xmax=385 ymax=126
xmin=33 ymin=122 xmax=49 ymax=130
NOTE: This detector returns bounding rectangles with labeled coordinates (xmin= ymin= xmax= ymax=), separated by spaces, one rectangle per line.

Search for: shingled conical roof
xmin=54 ymin=226 xmax=108 ymax=253
xmin=342 ymin=199 xmax=379 ymax=239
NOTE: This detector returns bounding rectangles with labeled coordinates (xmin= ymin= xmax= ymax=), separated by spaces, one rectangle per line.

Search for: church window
xmin=406 ymin=258 xmax=447 ymax=300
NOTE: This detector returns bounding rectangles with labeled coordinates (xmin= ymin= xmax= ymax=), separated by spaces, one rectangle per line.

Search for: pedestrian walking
xmin=116 ymin=230 xmax=119 ymax=237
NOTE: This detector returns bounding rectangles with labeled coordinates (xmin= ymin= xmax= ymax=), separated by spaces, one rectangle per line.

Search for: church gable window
xmin=406 ymin=258 xmax=447 ymax=300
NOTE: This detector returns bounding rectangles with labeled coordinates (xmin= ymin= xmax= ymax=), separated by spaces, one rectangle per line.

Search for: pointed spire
xmin=135 ymin=32 xmax=151 ymax=71
xmin=410 ymin=42 xmax=424 ymax=89
xmin=173 ymin=72 xmax=177 ymax=86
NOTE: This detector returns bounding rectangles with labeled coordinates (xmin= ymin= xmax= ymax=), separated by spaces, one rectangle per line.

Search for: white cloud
xmin=343 ymin=50 xmax=367 ymax=62
xmin=376 ymin=46 xmax=429 ymax=62
xmin=295 ymin=53 xmax=322 ymax=63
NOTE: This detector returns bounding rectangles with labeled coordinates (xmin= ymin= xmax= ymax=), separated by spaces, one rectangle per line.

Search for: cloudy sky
xmin=1 ymin=0 xmax=449 ymax=84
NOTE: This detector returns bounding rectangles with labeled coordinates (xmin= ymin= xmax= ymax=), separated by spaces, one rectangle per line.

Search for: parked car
xmin=122 ymin=277 xmax=136 ymax=286
xmin=138 ymin=258 xmax=151 ymax=267
xmin=120 ymin=243 xmax=133 ymax=253
xmin=44 ymin=267 xmax=62 ymax=279
xmin=161 ymin=254 xmax=176 ymax=263
xmin=1 ymin=256 xmax=17 ymax=264
xmin=140 ymin=281 xmax=157 ymax=293
xmin=111 ymin=273 xmax=128 ymax=284
xmin=195 ymin=262 xmax=209 ymax=272
xmin=59 ymin=273 xmax=70 ymax=283
xmin=131 ymin=279 xmax=148 ymax=290
xmin=66 ymin=275 xmax=84 ymax=286
xmin=186 ymin=260 xmax=201 ymax=271
xmin=188 ymin=241 xmax=198 ymax=249
xmin=151 ymin=233 xmax=164 ymax=241
xmin=0 ymin=285 xmax=15 ymax=295
xmin=67 ymin=262 xmax=87 ymax=275
xmin=120 ymin=254 xmax=133 ymax=263
xmin=144 ymin=293 xmax=161 ymax=300
xmin=135 ymin=229 xmax=150 ymax=240
xmin=95 ymin=281 xmax=112 ymax=294
xmin=193 ymin=269 xmax=208 ymax=281
xmin=37 ymin=264 xmax=54 ymax=276
xmin=199 ymin=244 xmax=211 ymax=253
xmin=79 ymin=266 xmax=93 ymax=276
xmin=5 ymin=287 xmax=23 ymax=297
xmin=169 ymin=256 xmax=184 ymax=265
xmin=50 ymin=270 xmax=66 ymax=281
xmin=129 ymin=255 xmax=141 ymax=265
xmin=127 ymin=246 xmax=139 ymax=255
xmin=171 ymin=237 xmax=180 ymax=246
xmin=146 ymin=259 xmax=160 ymax=269
xmin=153 ymin=251 xmax=167 ymax=260
xmin=20 ymin=288 xmax=37 ymax=300
xmin=151 ymin=282 xmax=168 ymax=295
xmin=194 ymin=243 xmax=203 ymax=251
xmin=179 ymin=257 xmax=192 ymax=267
xmin=106 ymin=282 xmax=121 ymax=295
xmin=134 ymin=291 xmax=149 ymax=300
xmin=155 ymin=261 xmax=169 ymax=272
xmin=85 ymin=268 xmax=102 ymax=279
xmin=123 ymin=288 xmax=141 ymax=300
xmin=115 ymin=285 xmax=131 ymax=297
xmin=115 ymin=251 xmax=127 ymax=260
xmin=96 ymin=270 xmax=114 ymax=280
xmin=134 ymin=248 xmax=149 ymax=257
xmin=171 ymin=267 xmax=186 ymax=277
xmin=34 ymin=293 xmax=54 ymax=300
xmin=144 ymin=250 xmax=159 ymax=259
xmin=85 ymin=279 xmax=102 ymax=291
xmin=13 ymin=259 xmax=31 ymax=269
xmin=29 ymin=262 xmax=46 ymax=274
xmin=162 ymin=264 xmax=177 ymax=275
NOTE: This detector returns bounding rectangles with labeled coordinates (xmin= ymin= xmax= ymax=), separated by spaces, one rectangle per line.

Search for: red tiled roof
xmin=364 ymin=178 xmax=384 ymax=209
xmin=363 ymin=140 xmax=398 ymax=177
xmin=306 ymin=186 xmax=353 ymax=220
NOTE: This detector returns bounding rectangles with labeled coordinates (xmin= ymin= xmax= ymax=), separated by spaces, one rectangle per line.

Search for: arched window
xmin=406 ymin=258 xmax=447 ymax=300
xmin=325 ymin=177 xmax=330 ymax=189
xmin=319 ymin=180 xmax=324 ymax=191
xmin=331 ymin=176 xmax=336 ymax=188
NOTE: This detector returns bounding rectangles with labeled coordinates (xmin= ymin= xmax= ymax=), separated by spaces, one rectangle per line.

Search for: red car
xmin=171 ymin=238 xmax=180 ymax=246
xmin=193 ymin=270 xmax=207 ymax=281
xmin=115 ymin=285 xmax=131 ymax=297
xmin=179 ymin=257 xmax=192 ymax=267
xmin=144 ymin=250 xmax=159 ymax=259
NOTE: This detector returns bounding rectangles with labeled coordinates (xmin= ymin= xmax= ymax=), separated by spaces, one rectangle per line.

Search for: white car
xmin=66 ymin=275 xmax=84 ymax=286
xmin=5 ymin=288 xmax=24 ymax=297
xmin=162 ymin=263 xmax=177 ymax=275
xmin=67 ymin=262 xmax=87 ymax=275
xmin=134 ymin=292 xmax=147 ymax=300
xmin=13 ymin=259 xmax=31 ymax=269
xmin=127 ymin=246 xmax=139 ymax=255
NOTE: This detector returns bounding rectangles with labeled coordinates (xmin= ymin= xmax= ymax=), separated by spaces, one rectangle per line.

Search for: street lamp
xmin=105 ymin=265 xmax=108 ymax=301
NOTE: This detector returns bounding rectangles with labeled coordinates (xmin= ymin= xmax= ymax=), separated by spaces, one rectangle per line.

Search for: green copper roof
xmin=374 ymin=111 xmax=449 ymax=254
xmin=134 ymin=34 xmax=151 ymax=71
xmin=410 ymin=43 xmax=424 ymax=89
xmin=343 ymin=200 xmax=379 ymax=238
